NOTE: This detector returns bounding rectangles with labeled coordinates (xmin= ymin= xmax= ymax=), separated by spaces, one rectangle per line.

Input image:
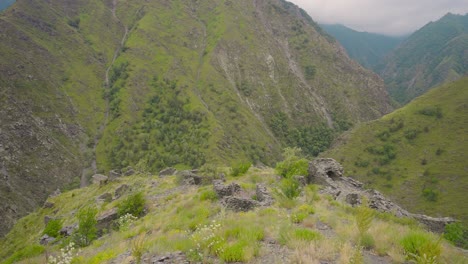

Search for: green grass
xmin=0 ymin=168 xmax=466 ymax=263
xmin=325 ymin=78 xmax=468 ymax=223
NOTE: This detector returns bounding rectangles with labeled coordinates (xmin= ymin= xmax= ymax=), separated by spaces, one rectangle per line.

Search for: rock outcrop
xmin=213 ymin=180 xmax=241 ymax=198
xmin=256 ymin=183 xmax=274 ymax=206
xmin=309 ymin=158 xmax=456 ymax=232
xmin=159 ymin=167 xmax=177 ymax=177
xmin=177 ymin=170 xmax=202 ymax=185
xmin=221 ymin=196 xmax=259 ymax=212
xmin=96 ymin=208 xmax=119 ymax=231
xmin=114 ymin=184 xmax=130 ymax=199
xmin=92 ymin=174 xmax=108 ymax=185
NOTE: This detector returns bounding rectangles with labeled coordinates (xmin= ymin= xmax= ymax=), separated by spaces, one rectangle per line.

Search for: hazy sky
xmin=288 ymin=0 xmax=468 ymax=36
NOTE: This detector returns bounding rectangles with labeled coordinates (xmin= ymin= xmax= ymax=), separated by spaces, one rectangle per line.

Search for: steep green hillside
xmin=325 ymin=78 xmax=468 ymax=223
xmin=0 ymin=0 xmax=392 ymax=237
xmin=320 ymin=24 xmax=405 ymax=69
xmin=379 ymin=13 xmax=468 ymax=104
xmin=0 ymin=166 xmax=466 ymax=263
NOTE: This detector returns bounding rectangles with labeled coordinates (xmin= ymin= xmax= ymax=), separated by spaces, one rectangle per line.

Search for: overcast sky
xmin=288 ymin=0 xmax=468 ymax=36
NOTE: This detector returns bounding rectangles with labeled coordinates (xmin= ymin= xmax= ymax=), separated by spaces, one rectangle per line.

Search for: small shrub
xmin=359 ymin=233 xmax=375 ymax=249
xmin=116 ymin=213 xmax=138 ymax=231
xmin=291 ymin=204 xmax=315 ymax=223
xmin=190 ymin=220 xmax=225 ymax=260
xmin=199 ymin=189 xmax=218 ymax=201
xmin=275 ymin=147 xmax=308 ymax=178
xmin=43 ymin=219 xmax=63 ymax=238
xmin=3 ymin=245 xmax=45 ymax=264
xmin=400 ymin=231 xmax=441 ymax=262
xmin=444 ymin=223 xmax=468 ymax=248
xmin=435 ymin=148 xmax=443 ymax=156
xmin=131 ymin=235 xmax=146 ymax=264
xmin=356 ymin=206 xmax=374 ymax=235
xmin=422 ymin=188 xmax=438 ymax=202
xmin=48 ymin=242 xmax=77 ymax=264
xmin=74 ymin=207 xmax=97 ymax=247
xmin=278 ymin=178 xmax=301 ymax=199
xmin=418 ymin=106 xmax=442 ymax=118
xmin=117 ymin=192 xmax=146 ymax=217
xmin=293 ymin=228 xmax=321 ymax=241
xmin=220 ymin=242 xmax=246 ymax=262
xmin=404 ymin=129 xmax=419 ymax=140
xmin=230 ymin=162 xmax=251 ymax=177
xmin=354 ymin=159 xmax=369 ymax=168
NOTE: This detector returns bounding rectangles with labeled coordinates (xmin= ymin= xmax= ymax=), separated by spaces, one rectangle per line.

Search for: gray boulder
xmin=43 ymin=201 xmax=55 ymax=209
xmin=213 ymin=180 xmax=241 ymax=198
xmin=221 ymin=196 xmax=259 ymax=212
xmin=308 ymin=158 xmax=344 ymax=184
xmin=256 ymin=183 xmax=274 ymax=206
xmin=96 ymin=193 xmax=113 ymax=203
xmin=178 ymin=170 xmax=202 ymax=185
xmin=92 ymin=174 xmax=108 ymax=185
xmin=123 ymin=167 xmax=136 ymax=176
xmin=109 ymin=169 xmax=121 ymax=179
xmin=114 ymin=184 xmax=130 ymax=199
xmin=39 ymin=234 xmax=55 ymax=245
xmin=345 ymin=193 xmax=361 ymax=207
xmin=96 ymin=208 xmax=118 ymax=231
xmin=60 ymin=224 xmax=77 ymax=237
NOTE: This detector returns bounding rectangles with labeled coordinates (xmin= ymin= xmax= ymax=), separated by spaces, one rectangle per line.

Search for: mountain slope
xmin=378 ymin=13 xmax=468 ymax=104
xmin=320 ymin=24 xmax=405 ymax=69
xmin=0 ymin=167 xmax=467 ymax=263
xmin=324 ymin=77 xmax=468 ymax=223
xmin=0 ymin=0 xmax=392 ymax=237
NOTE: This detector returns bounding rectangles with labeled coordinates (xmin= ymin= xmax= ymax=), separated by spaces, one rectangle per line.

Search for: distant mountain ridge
xmin=320 ymin=24 xmax=405 ymax=69
xmin=378 ymin=13 xmax=468 ymax=103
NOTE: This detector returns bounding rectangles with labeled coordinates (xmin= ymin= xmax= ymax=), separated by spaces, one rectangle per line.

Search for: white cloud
xmin=288 ymin=0 xmax=468 ymax=35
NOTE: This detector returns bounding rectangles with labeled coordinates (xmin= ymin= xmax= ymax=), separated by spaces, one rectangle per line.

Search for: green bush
xmin=444 ymin=223 xmax=468 ymax=249
xmin=360 ymin=233 xmax=375 ymax=249
xmin=278 ymin=178 xmax=301 ymax=199
xmin=291 ymin=204 xmax=315 ymax=223
xmin=75 ymin=206 xmax=98 ymax=247
xmin=230 ymin=162 xmax=251 ymax=177
xmin=400 ymin=231 xmax=441 ymax=262
xmin=356 ymin=206 xmax=374 ymax=235
xmin=199 ymin=189 xmax=218 ymax=201
xmin=3 ymin=245 xmax=45 ymax=264
xmin=118 ymin=192 xmax=146 ymax=218
xmin=293 ymin=228 xmax=321 ymax=241
xmin=418 ymin=106 xmax=442 ymax=118
xmin=422 ymin=188 xmax=438 ymax=202
xmin=275 ymin=147 xmax=308 ymax=178
xmin=220 ymin=242 xmax=246 ymax=262
xmin=43 ymin=219 xmax=63 ymax=238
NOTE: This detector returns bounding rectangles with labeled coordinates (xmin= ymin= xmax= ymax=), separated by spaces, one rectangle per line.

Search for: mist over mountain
xmin=378 ymin=13 xmax=468 ymax=104
xmin=320 ymin=24 xmax=406 ymax=69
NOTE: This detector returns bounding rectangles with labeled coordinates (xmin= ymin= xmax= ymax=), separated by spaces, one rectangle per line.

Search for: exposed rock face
xmin=114 ymin=184 xmax=130 ymax=199
xmin=159 ymin=167 xmax=177 ymax=177
xmin=43 ymin=201 xmax=55 ymax=209
xmin=96 ymin=208 xmax=118 ymax=231
xmin=109 ymin=170 xmax=121 ymax=179
xmin=177 ymin=170 xmax=202 ymax=185
xmin=309 ymin=158 xmax=456 ymax=232
xmin=96 ymin=193 xmax=112 ymax=203
xmin=150 ymin=251 xmax=189 ymax=264
xmin=92 ymin=174 xmax=108 ymax=185
xmin=308 ymin=158 xmax=344 ymax=184
xmin=60 ymin=224 xmax=77 ymax=237
xmin=412 ymin=215 xmax=457 ymax=234
xmin=256 ymin=183 xmax=274 ymax=206
xmin=123 ymin=167 xmax=136 ymax=176
xmin=213 ymin=180 xmax=241 ymax=198
xmin=221 ymin=196 xmax=259 ymax=212
xmin=39 ymin=234 xmax=55 ymax=245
